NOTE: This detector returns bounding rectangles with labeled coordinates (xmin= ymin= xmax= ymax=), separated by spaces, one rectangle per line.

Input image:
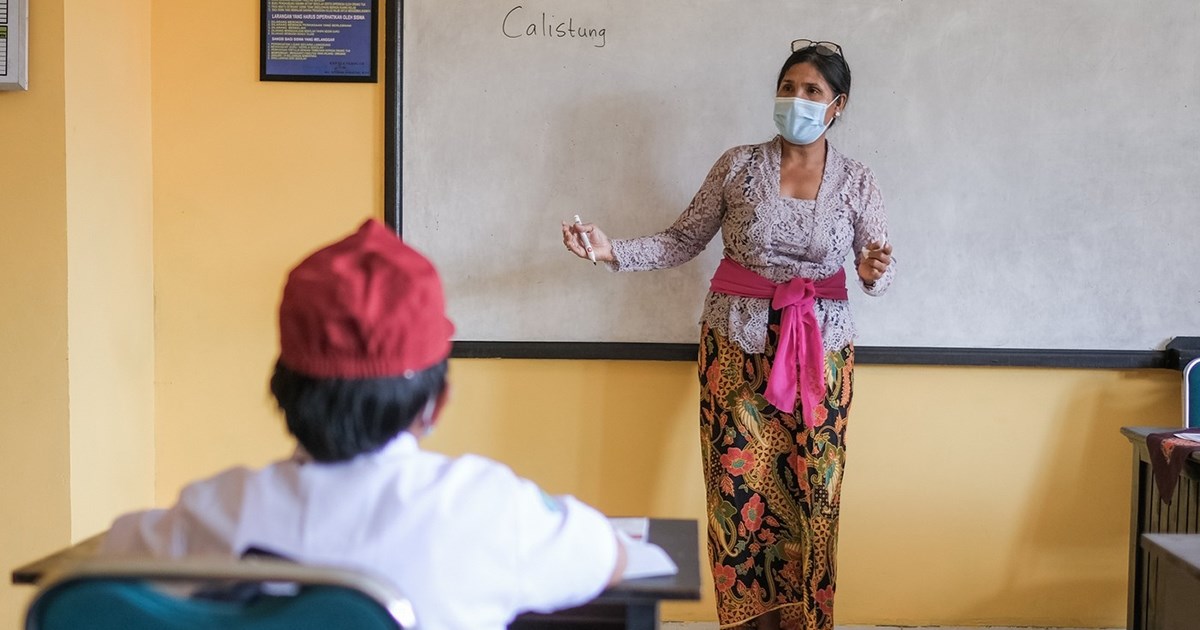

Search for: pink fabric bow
xmin=708 ymin=258 xmax=848 ymax=428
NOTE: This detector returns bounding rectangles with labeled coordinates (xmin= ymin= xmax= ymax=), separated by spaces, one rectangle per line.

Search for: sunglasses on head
xmin=791 ymin=39 xmax=844 ymax=59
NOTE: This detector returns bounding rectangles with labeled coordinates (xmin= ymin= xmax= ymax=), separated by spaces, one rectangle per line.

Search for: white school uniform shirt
xmin=101 ymin=432 xmax=619 ymax=630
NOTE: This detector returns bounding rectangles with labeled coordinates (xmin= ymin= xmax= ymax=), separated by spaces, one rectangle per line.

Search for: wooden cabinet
xmin=1123 ymin=427 xmax=1200 ymax=630
xmin=1142 ymin=534 xmax=1200 ymax=630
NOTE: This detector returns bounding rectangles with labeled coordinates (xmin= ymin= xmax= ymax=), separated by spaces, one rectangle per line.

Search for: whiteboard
xmin=402 ymin=0 xmax=1200 ymax=351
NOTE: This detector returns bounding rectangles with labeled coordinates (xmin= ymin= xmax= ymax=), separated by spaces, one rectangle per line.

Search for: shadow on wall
xmin=952 ymin=370 xmax=1181 ymax=626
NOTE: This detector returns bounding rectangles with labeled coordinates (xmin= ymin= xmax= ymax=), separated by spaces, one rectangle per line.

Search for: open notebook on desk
xmin=609 ymin=517 xmax=677 ymax=580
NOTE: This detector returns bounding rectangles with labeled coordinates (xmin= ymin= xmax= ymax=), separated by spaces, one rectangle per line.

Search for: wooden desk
xmin=11 ymin=534 xmax=104 ymax=585
xmin=1122 ymin=427 xmax=1200 ymax=630
xmin=12 ymin=519 xmax=701 ymax=630
xmin=1141 ymin=534 xmax=1200 ymax=630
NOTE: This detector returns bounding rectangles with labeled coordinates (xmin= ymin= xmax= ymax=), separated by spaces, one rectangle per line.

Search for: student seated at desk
xmin=102 ymin=219 xmax=627 ymax=630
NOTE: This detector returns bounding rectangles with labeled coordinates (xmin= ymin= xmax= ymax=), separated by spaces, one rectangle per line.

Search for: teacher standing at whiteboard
xmin=563 ymin=40 xmax=894 ymax=630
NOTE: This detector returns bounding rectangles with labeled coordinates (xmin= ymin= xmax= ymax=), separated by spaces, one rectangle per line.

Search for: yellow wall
xmin=0 ymin=2 xmax=155 ymax=627
xmin=0 ymin=2 xmax=71 ymax=627
xmin=63 ymin=0 xmax=156 ymax=541
xmin=835 ymin=365 xmax=1175 ymax=627
xmin=0 ymin=1 xmax=1185 ymax=628
xmin=150 ymin=2 xmax=384 ymax=496
xmin=420 ymin=361 xmax=1179 ymax=626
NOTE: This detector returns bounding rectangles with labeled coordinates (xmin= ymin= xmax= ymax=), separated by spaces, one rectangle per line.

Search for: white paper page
xmin=615 ymin=529 xmax=678 ymax=580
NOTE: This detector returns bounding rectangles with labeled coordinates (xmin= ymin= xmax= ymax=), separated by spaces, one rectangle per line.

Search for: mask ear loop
xmin=419 ymin=396 xmax=438 ymax=436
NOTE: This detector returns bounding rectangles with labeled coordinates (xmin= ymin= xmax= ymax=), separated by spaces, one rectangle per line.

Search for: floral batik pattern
xmin=698 ymin=316 xmax=854 ymax=630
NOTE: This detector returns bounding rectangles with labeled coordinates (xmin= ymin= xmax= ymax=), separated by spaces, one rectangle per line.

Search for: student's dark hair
xmin=270 ymin=359 xmax=449 ymax=463
xmin=776 ymin=47 xmax=852 ymax=125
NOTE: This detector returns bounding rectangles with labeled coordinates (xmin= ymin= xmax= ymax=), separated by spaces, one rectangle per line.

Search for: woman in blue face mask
xmin=562 ymin=40 xmax=894 ymax=630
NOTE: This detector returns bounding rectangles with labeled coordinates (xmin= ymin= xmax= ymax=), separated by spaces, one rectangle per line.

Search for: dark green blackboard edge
xmin=452 ymin=339 xmax=1200 ymax=370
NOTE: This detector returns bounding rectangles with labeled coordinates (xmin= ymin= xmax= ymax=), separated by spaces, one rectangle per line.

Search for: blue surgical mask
xmin=774 ymin=96 xmax=840 ymax=145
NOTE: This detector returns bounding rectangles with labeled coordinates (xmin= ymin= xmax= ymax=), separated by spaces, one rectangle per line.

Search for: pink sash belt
xmin=708 ymin=258 xmax=848 ymax=428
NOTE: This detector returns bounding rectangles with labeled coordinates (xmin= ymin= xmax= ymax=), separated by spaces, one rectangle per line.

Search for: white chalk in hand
xmin=573 ymin=214 xmax=597 ymax=264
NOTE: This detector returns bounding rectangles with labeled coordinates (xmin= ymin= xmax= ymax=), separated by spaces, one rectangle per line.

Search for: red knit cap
xmin=278 ymin=219 xmax=455 ymax=379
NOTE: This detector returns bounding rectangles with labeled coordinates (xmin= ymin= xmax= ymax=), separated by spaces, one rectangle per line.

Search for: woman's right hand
xmin=561 ymin=220 xmax=615 ymax=263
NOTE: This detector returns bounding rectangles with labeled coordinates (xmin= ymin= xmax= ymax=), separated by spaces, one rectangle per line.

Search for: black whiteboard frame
xmin=382 ymin=2 xmax=1184 ymax=370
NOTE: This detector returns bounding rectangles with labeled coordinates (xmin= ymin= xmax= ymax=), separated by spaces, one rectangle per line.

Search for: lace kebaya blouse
xmin=609 ymin=136 xmax=895 ymax=354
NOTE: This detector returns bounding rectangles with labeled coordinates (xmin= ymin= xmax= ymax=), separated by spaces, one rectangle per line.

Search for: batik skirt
xmin=698 ymin=315 xmax=853 ymax=630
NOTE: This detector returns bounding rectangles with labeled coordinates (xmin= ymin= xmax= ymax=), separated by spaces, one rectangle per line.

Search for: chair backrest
xmin=1186 ymin=357 xmax=1200 ymax=428
xmin=25 ymin=557 xmax=416 ymax=630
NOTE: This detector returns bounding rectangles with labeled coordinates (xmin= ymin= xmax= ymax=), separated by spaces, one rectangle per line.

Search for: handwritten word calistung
xmin=502 ymin=5 xmax=607 ymax=48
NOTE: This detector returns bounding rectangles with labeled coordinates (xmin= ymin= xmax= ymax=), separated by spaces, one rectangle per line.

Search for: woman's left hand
xmin=857 ymin=241 xmax=893 ymax=284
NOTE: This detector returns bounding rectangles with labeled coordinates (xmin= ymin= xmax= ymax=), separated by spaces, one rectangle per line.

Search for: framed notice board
xmin=260 ymin=0 xmax=377 ymax=82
